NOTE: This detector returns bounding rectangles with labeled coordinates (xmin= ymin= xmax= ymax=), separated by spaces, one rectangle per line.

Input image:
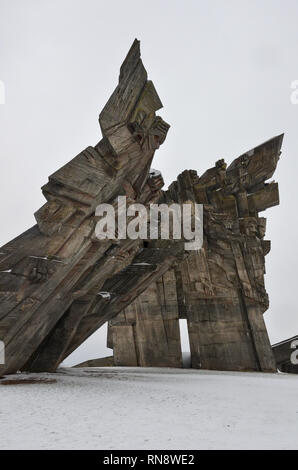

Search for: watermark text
xmin=95 ymin=196 xmax=203 ymax=251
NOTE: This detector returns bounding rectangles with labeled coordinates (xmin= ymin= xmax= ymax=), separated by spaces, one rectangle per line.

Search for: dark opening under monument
xmin=0 ymin=40 xmax=283 ymax=375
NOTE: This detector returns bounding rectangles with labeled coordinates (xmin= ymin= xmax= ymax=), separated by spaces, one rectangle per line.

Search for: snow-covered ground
xmin=0 ymin=367 xmax=298 ymax=450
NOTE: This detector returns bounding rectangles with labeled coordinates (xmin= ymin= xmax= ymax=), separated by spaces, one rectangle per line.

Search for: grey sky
xmin=0 ymin=0 xmax=297 ymax=366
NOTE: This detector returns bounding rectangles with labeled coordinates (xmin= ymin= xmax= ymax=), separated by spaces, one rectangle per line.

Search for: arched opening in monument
xmin=61 ymin=323 xmax=113 ymax=368
xmin=179 ymin=319 xmax=191 ymax=368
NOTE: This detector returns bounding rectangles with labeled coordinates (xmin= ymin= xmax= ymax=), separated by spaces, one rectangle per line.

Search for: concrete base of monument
xmin=73 ymin=352 xmax=193 ymax=369
xmin=73 ymin=356 xmax=114 ymax=368
xmin=0 ymin=367 xmax=297 ymax=450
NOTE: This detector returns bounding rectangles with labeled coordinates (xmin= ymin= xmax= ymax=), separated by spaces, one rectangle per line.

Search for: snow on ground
xmin=0 ymin=367 xmax=298 ymax=450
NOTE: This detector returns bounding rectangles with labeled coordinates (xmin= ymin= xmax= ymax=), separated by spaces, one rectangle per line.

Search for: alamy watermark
xmin=95 ymin=196 xmax=203 ymax=251
xmin=290 ymin=80 xmax=298 ymax=104
xmin=290 ymin=339 xmax=298 ymax=365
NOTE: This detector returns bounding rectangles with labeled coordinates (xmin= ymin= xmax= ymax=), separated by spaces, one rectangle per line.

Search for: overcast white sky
xmin=0 ymin=0 xmax=298 ymax=366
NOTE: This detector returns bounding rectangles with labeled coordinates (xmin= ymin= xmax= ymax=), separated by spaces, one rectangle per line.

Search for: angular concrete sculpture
xmin=0 ymin=40 xmax=175 ymax=375
xmin=108 ymin=135 xmax=283 ymax=372
xmin=0 ymin=38 xmax=283 ymax=376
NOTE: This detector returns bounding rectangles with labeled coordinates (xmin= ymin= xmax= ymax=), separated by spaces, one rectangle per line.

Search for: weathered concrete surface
xmin=109 ymin=135 xmax=283 ymax=372
xmin=0 ymin=39 xmax=172 ymax=375
xmin=73 ymin=356 xmax=114 ymax=368
xmin=0 ymin=38 xmax=283 ymax=375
